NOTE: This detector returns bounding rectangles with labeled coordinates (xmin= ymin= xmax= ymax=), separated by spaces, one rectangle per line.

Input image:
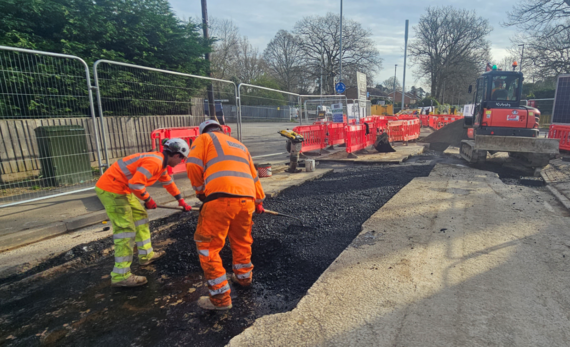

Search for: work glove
xmin=144 ymin=197 xmax=157 ymax=210
xmin=197 ymin=193 xmax=206 ymax=202
xmin=255 ymin=203 xmax=265 ymax=214
xmin=178 ymin=199 xmax=192 ymax=212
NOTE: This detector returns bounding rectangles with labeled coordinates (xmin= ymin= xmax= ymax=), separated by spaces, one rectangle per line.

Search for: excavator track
xmin=460 ymin=140 xmax=487 ymax=163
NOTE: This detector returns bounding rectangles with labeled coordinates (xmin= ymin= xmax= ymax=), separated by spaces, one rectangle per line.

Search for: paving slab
xmin=317 ymin=143 xmax=426 ymax=164
xmin=541 ymin=158 xmax=570 ymax=210
xmin=228 ymin=163 xmax=570 ymax=347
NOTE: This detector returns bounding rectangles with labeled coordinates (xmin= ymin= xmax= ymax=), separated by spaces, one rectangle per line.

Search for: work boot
xmin=230 ymin=273 xmax=252 ymax=287
xmin=111 ymin=275 xmax=148 ymax=287
xmin=197 ymin=296 xmax=232 ymax=311
xmin=139 ymin=250 xmax=165 ymax=266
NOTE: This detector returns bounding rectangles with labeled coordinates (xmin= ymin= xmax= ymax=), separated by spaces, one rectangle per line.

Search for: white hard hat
xmin=163 ymin=138 xmax=190 ymax=158
xmin=199 ymin=120 xmax=222 ymax=134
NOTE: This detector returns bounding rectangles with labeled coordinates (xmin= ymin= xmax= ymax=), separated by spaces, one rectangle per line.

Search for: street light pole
xmin=401 ymin=20 xmax=409 ymax=111
xmin=518 ymin=44 xmax=525 ymax=73
xmin=393 ymin=64 xmax=398 ymax=106
xmin=201 ymin=0 xmax=217 ymax=121
xmin=339 ymin=0 xmax=343 ymax=86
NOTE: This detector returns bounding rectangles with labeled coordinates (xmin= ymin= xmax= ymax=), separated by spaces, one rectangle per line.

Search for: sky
xmin=169 ymin=0 xmax=521 ymax=90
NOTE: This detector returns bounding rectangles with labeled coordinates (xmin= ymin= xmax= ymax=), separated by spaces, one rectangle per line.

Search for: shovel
xmin=264 ymin=209 xmax=305 ymax=226
xmin=156 ymin=205 xmax=197 ymax=212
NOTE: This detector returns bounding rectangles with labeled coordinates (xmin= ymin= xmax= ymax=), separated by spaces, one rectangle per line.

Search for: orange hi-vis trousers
xmin=194 ymin=197 xmax=255 ymax=307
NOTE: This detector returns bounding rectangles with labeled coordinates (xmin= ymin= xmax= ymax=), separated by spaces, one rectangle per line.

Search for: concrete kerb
xmin=0 ymin=168 xmax=333 ymax=289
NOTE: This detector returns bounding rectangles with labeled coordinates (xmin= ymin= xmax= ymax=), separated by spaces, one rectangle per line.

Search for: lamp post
xmin=393 ymin=64 xmax=398 ymax=107
xmin=518 ymin=44 xmax=525 ymax=73
xmin=339 ymin=0 xmax=343 ymax=85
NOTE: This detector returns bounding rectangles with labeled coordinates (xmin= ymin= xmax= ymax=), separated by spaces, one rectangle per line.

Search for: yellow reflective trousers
xmin=95 ymin=187 xmax=154 ymax=283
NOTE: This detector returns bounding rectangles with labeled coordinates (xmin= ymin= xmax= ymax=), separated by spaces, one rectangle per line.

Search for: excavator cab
xmin=460 ymin=67 xmax=559 ymax=167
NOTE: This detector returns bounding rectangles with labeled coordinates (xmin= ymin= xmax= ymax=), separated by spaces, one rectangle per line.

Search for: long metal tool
xmin=156 ymin=205 xmax=200 ymax=212
xmin=264 ymin=209 xmax=304 ymax=226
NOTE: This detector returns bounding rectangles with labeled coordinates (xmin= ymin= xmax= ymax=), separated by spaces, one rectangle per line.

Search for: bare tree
xmin=506 ymin=0 xmax=570 ymax=38
xmin=506 ymin=0 xmax=570 ymax=78
xmin=263 ymin=30 xmax=306 ymax=92
xmin=234 ymin=36 xmax=267 ymax=84
xmin=293 ymin=13 xmax=382 ymax=94
xmin=209 ymin=18 xmax=240 ymax=80
xmin=382 ymin=77 xmax=401 ymax=92
xmin=409 ymin=6 xmax=492 ymax=102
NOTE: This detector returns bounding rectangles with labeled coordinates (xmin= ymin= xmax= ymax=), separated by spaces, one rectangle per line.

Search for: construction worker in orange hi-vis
xmin=187 ymin=120 xmax=265 ymax=310
xmin=95 ymin=139 xmax=193 ymax=287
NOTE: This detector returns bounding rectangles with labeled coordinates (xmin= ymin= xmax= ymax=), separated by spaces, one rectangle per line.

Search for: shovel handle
xmin=156 ymin=205 xmax=184 ymax=211
xmin=263 ymin=209 xmax=280 ymax=216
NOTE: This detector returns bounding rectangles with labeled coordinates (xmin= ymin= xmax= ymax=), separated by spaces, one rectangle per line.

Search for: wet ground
xmin=0 ymin=163 xmax=433 ymax=347
xmin=0 ymin=151 xmax=547 ymax=347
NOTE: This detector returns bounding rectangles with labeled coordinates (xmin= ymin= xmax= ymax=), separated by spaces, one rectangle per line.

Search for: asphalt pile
xmin=152 ymin=164 xmax=433 ymax=346
xmin=0 ymin=164 xmax=433 ymax=347
xmin=422 ymin=118 xmax=469 ymax=151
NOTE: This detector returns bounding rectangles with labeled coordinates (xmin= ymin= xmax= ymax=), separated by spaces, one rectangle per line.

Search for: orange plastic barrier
xmin=420 ymin=115 xmax=429 ymax=127
xmin=150 ymin=125 xmax=231 ymax=174
xmin=344 ymin=124 xmax=367 ymax=153
xmin=549 ymin=124 xmax=570 ymax=151
xmin=387 ymin=119 xmax=420 ymax=142
xmin=292 ymin=124 xmax=326 ymax=153
xmin=428 ymin=115 xmax=463 ymax=130
xmin=326 ymin=122 xmax=346 ymax=146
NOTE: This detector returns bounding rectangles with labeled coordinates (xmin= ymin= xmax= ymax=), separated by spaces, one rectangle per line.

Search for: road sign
xmin=335 ymin=82 xmax=346 ymax=94
xmin=331 ymin=103 xmax=344 ymax=123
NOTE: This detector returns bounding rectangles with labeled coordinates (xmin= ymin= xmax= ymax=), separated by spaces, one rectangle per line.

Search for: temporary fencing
xmin=0 ymin=46 xmax=103 ymax=207
xmin=344 ymin=124 xmax=367 ymax=153
xmin=301 ymin=95 xmax=348 ymax=124
xmin=549 ymin=124 xmax=570 ymax=151
xmin=325 ymin=122 xmax=346 ymax=146
xmin=292 ymin=124 xmax=326 ymax=153
xmin=93 ymin=60 xmax=238 ymax=171
xmin=237 ymin=83 xmax=301 ymax=159
xmin=420 ymin=115 xmax=430 ymax=127
xmin=428 ymin=115 xmax=463 ymax=130
xmin=150 ymin=125 xmax=232 ymax=174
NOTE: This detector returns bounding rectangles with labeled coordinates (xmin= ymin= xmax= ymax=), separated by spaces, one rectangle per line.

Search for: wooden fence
xmin=0 ymin=113 xmax=205 ymax=183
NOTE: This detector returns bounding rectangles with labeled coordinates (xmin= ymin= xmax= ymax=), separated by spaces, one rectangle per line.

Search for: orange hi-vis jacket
xmin=96 ymin=152 xmax=182 ymax=201
xmin=186 ymin=132 xmax=265 ymax=204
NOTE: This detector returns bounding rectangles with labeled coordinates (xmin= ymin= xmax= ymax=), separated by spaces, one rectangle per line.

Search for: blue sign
xmin=367 ymin=92 xmax=370 ymax=98
xmin=335 ymin=82 xmax=346 ymax=94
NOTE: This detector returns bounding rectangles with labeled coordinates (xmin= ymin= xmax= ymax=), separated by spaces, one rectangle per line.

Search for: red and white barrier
xmin=150 ymin=125 xmax=232 ymax=174
xmin=549 ymin=124 xmax=570 ymax=152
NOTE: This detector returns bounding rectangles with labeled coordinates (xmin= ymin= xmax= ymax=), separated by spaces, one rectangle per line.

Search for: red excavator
xmin=461 ymin=63 xmax=559 ymax=167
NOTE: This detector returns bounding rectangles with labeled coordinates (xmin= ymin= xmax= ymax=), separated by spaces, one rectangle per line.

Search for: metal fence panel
xmin=93 ymin=60 xmax=239 ymax=166
xmin=0 ymin=46 xmax=102 ymax=208
xmin=237 ymin=84 xmax=301 ymax=160
xmin=301 ymin=96 xmax=348 ymax=124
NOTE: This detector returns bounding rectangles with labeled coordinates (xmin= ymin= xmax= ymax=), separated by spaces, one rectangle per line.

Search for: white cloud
xmin=169 ymin=0 xmax=521 ymax=91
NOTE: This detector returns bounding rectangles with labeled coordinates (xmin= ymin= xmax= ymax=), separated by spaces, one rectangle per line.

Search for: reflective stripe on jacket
xmin=186 ymin=132 xmax=265 ymax=203
xmin=96 ymin=152 xmax=181 ymax=201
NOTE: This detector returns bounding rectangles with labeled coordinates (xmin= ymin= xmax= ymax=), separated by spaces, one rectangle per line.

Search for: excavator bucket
xmin=374 ymin=132 xmax=396 ymax=153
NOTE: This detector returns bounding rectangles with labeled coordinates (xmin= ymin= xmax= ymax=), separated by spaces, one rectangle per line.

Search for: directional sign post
xmin=335 ymin=82 xmax=346 ymax=94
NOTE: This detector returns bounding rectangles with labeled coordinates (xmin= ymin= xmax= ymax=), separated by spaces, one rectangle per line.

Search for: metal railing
xmin=0 ymin=46 xmax=103 ymax=208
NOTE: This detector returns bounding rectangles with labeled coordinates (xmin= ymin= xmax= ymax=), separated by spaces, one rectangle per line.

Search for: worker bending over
xmin=96 ymin=139 xmax=192 ymax=287
xmin=187 ymin=120 xmax=265 ymax=310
